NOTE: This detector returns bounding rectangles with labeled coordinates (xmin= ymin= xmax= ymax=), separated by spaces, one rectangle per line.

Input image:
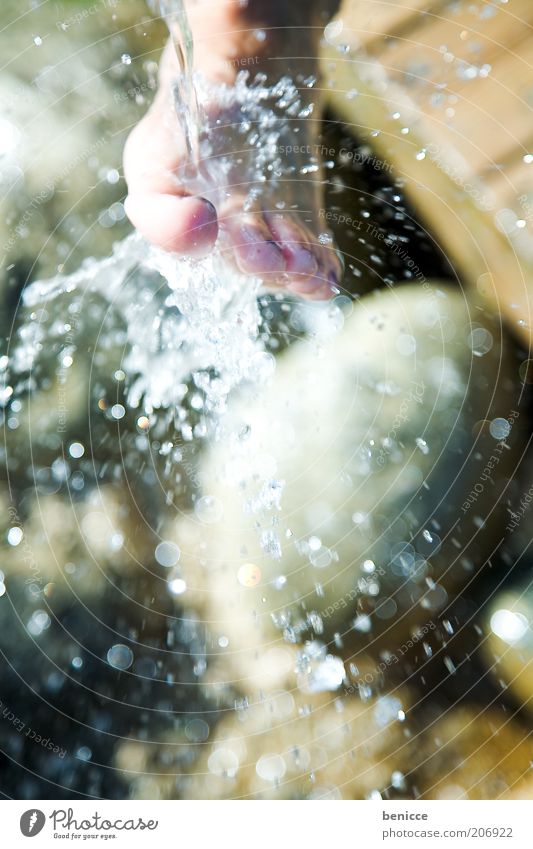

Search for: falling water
xmin=149 ymin=0 xmax=201 ymax=173
xmin=4 ymin=2 xmax=339 ymax=547
xmin=2 ymin=0 xmax=353 ymax=722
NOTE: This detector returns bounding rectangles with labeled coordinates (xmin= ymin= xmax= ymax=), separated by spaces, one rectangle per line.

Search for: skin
xmin=124 ymin=0 xmax=342 ymax=299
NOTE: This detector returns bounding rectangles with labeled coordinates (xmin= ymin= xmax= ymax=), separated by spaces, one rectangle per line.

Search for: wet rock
xmin=188 ymin=283 xmax=525 ymax=684
xmin=483 ymin=581 xmax=533 ymax=715
xmin=155 ymin=685 xmax=413 ymax=800
xmin=411 ymin=708 xmax=533 ymax=799
xmin=0 ymin=567 xmax=216 ymax=799
xmin=0 ymin=0 xmax=157 ymax=304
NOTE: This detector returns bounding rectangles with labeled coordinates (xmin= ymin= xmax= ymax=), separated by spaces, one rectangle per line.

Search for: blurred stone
xmin=0 ymin=0 xmax=159 ymax=297
xmin=411 ymin=708 xmax=533 ymax=799
xmin=483 ymin=582 xmax=533 ymax=715
xmin=135 ymin=683 xmax=413 ymax=800
xmin=187 ymin=283 xmax=525 ymax=685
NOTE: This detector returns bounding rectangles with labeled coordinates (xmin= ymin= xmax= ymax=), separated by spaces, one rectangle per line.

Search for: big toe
xmin=265 ymin=212 xmax=343 ymax=299
xmin=124 ymin=194 xmax=219 ymax=256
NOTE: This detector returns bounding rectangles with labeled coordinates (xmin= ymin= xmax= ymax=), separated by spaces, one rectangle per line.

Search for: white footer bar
xmin=4 ymin=800 xmax=532 ymax=848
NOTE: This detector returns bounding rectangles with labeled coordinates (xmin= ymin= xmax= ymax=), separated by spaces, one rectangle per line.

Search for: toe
xmin=264 ymin=213 xmax=318 ymax=278
xmin=124 ymin=194 xmax=218 ymax=255
xmin=266 ymin=212 xmax=342 ymax=298
xmin=219 ymin=211 xmax=285 ymax=279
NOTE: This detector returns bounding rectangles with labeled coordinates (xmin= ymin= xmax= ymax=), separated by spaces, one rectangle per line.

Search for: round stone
xmin=484 ymin=585 xmax=533 ymax=714
xmin=199 ymin=284 xmax=524 ymax=662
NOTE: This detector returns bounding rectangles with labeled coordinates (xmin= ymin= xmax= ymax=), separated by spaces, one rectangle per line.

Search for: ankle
xmin=186 ymin=0 xmax=336 ymax=79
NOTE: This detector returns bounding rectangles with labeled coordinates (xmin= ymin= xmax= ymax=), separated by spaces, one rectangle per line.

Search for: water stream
xmin=149 ymin=0 xmax=201 ymax=174
xmin=3 ymin=0 xmax=344 ymax=630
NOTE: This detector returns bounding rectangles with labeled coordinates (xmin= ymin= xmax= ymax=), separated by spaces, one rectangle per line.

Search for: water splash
xmin=149 ymin=0 xmax=201 ymax=174
xmin=18 ymin=231 xmax=264 ymax=422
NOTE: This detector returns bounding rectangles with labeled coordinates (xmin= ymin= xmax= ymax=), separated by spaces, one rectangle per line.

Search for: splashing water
xmin=10 ymin=4 xmax=321 ymax=428
xmin=149 ymin=0 xmax=201 ymax=174
xmin=4 ymin=2 xmax=348 ymax=699
xmin=19 ymin=232 xmax=265 ymax=419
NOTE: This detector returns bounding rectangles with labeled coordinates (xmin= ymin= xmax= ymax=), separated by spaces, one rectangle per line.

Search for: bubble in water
xmin=68 ymin=442 xmax=85 ymax=459
xmin=107 ymin=644 xmax=134 ymax=670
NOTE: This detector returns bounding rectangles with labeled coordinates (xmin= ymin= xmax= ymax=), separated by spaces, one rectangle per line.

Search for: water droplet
xmin=256 ymin=753 xmax=287 ymax=781
xmin=7 ymin=527 xmax=23 ymax=546
xmin=324 ymin=19 xmax=344 ymax=44
xmin=27 ymin=610 xmax=51 ymax=636
xmin=208 ymin=748 xmax=239 ymax=777
xmin=353 ymin=614 xmax=372 ymax=633
xmin=490 ymin=609 xmax=529 ymax=644
xmin=111 ymin=404 xmax=125 ymax=420
xmin=237 ymin=563 xmax=262 ymax=587
xmin=155 ymin=541 xmax=180 ymax=568
xmin=107 ymin=644 xmax=134 ymax=670
xmin=168 ymin=577 xmax=187 ymax=595
xmin=194 ymin=495 xmax=223 ymax=524
xmin=489 ymin=417 xmax=511 ymax=440
xmin=185 ymin=718 xmax=210 ymax=742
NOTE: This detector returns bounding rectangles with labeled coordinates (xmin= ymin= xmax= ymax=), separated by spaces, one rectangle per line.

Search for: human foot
xmin=124 ymin=0 xmax=342 ymax=299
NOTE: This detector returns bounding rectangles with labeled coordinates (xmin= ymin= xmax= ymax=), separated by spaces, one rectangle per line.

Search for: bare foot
xmin=124 ymin=0 xmax=342 ymax=299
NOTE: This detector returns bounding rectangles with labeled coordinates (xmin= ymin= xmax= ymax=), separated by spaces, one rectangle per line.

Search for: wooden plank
xmin=321 ymin=0 xmax=533 ymax=346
